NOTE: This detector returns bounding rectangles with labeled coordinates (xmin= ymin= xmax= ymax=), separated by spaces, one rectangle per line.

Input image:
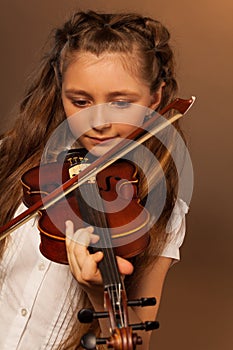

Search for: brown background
xmin=0 ymin=1 xmax=232 ymax=349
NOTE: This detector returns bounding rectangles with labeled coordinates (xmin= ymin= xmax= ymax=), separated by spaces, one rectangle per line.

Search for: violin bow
xmin=0 ymin=96 xmax=195 ymax=240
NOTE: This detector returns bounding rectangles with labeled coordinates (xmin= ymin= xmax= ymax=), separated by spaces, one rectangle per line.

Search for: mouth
xmin=87 ymin=136 xmax=118 ymax=144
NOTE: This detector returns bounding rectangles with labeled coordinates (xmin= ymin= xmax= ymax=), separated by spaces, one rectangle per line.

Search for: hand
xmin=65 ymin=220 xmax=134 ymax=292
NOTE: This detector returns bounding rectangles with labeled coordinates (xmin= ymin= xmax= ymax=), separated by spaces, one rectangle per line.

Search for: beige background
xmin=0 ymin=1 xmax=232 ymax=349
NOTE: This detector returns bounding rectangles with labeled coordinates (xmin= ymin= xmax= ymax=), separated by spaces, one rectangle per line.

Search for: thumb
xmin=116 ymin=256 xmax=134 ymax=276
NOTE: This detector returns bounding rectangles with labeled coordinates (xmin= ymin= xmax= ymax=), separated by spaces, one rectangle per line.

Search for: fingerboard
xmin=75 ymin=182 xmax=122 ymax=288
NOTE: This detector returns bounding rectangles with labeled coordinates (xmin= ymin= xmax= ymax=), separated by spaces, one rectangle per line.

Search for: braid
xmin=143 ymin=18 xmax=178 ymax=107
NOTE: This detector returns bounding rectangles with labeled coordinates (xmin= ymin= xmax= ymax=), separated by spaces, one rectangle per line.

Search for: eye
xmin=72 ymin=99 xmax=90 ymax=108
xmin=109 ymin=101 xmax=131 ymax=109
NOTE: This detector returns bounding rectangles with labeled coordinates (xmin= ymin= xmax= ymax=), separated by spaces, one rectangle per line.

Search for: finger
xmin=65 ymin=222 xmax=91 ymax=268
xmin=66 ymin=223 xmax=100 ymax=265
xmin=65 ymin=220 xmax=75 ymax=240
xmin=90 ymin=233 xmax=100 ymax=245
xmin=80 ymin=251 xmax=104 ymax=283
xmin=116 ymin=256 xmax=134 ymax=275
xmin=65 ymin=221 xmax=103 ymax=282
xmin=66 ymin=221 xmax=94 ymax=246
xmin=67 ymin=240 xmax=104 ymax=284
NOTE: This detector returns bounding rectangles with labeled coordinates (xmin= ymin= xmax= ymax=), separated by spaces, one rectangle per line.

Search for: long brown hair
xmin=0 ymin=10 xmax=184 ymax=348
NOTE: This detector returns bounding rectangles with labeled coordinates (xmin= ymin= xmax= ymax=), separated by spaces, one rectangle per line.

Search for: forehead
xmin=62 ymin=51 xmax=148 ymax=88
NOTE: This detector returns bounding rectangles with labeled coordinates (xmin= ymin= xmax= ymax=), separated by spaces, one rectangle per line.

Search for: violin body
xmin=21 ymin=149 xmax=150 ymax=264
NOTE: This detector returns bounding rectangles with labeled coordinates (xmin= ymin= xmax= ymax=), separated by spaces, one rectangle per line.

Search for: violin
xmin=0 ymin=97 xmax=195 ymax=349
xmin=21 ymin=150 xmax=150 ymax=264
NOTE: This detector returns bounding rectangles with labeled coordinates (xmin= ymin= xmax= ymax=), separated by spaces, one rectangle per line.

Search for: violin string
xmin=91 ymin=184 xmax=126 ymax=327
xmin=86 ymin=183 xmax=125 ymax=327
xmin=90 ymin=184 xmax=121 ymax=283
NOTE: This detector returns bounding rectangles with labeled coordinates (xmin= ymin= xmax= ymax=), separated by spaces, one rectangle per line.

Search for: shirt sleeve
xmin=159 ymin=198 xmax=189 ymax=261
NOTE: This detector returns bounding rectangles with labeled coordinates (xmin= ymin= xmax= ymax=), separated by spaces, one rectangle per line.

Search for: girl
xmin=0 ymin=10 xmax=190 ymax=350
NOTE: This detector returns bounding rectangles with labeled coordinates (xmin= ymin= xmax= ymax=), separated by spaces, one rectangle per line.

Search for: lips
xmin=87 ymin=136 xmax=117 ymax=144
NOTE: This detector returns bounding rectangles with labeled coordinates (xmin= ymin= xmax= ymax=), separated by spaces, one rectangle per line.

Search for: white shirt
xmin=163 ymin=198 xmax=189 ymax=260
xmin=0 ymin=199 xmax=188 ymax=349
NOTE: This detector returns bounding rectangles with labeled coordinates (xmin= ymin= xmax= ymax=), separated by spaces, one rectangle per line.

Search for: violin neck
xmin=75 ymin=183 xmax=123 ymax=289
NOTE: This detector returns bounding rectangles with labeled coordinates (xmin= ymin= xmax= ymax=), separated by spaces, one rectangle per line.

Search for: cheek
xmin=62 ymin=98 xmax=75 ymax=118
xmin=117 ymin=124 xmax=139 ymax=137
xmin=62 ymin=100 xmax=93 ymax=139
xmin=66 ymin=114 xmax=89 ymax=139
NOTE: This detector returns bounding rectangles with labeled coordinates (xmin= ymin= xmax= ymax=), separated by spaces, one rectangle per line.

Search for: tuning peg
xmin=127 ymin=297 xmax=156 ymax=307
xmin=78 ymin=308 xmax=109 ymax=323
xmin=130 ymin=320 xmax=160 ymax=331
xmin=81 ymin=333 xmax=108 ymax=350
xmin=78 ymin=298 xmax=156 ymax=324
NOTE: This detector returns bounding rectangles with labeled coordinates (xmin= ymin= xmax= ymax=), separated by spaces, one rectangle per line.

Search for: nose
xmin=90 ymin=104 xmax=112 ymax=131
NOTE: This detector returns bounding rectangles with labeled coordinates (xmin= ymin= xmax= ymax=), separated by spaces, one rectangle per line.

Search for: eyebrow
xmin=108 ymin=91 xmax=141 ymax=98
xmin=64 ymin=89 xmax=92 ymax=99
xmin=64 ymin=89 xmax=141 ymax=98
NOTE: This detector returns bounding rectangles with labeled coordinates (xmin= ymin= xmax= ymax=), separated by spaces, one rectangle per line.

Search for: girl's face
xmin=62 ymin=52 xmax=163 ymax=156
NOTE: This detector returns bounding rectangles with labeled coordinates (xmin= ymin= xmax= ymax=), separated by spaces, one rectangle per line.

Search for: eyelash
xmin=72 ymin=99 xmax=89 ymax=107
xmin=71 ymin=99 xmax=132 ymax=109
xmin=109 ymin=101 xmax=131 ymax=109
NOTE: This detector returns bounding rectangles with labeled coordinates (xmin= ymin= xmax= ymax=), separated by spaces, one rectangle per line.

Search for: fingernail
xmin=65 ymin=220 xmax=72 ymax=228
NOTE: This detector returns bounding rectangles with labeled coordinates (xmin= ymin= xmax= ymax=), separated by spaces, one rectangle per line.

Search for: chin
xmin=88 ymin=146 xmax=109 ymax=158
xmin=88 ymin=144 xmax=112 ymax=158
xmin=89 ymin=139 xmax=120 ymax=157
